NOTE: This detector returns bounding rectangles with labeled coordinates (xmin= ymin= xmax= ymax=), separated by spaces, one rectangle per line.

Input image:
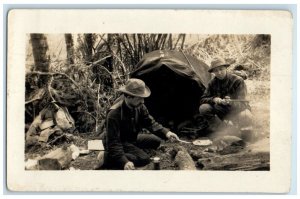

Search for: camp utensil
xmin=176 ymin=138 xmax=192 ymax=144
xmin=176 ymin=138 xmax=213 ymax=146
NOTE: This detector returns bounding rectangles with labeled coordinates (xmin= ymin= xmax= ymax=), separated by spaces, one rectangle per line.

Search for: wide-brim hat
xmin=208 ymin=57 xmax=230 ymax=73
xmin=118 ymin=78 xmax=151 ymax=98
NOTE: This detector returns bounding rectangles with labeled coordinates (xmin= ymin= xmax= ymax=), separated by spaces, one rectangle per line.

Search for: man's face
xmin=212 ymin=66 xmax=227 ymax=80
xmin=125 ymin=95 xmax=145 ymax=108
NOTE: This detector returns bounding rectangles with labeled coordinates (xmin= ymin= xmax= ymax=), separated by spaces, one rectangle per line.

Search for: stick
xmin=175 ymin=137 xmax=192 ymax=144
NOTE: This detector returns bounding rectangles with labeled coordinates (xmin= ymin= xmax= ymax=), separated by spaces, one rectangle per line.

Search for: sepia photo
xmin=7 ymin=9 xmax=292 ymax=192
xmin=24 ymin=33 xmax=270 ymax=171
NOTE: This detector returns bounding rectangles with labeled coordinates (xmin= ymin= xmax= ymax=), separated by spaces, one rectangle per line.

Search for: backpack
xmin=54 ymin=104 xmax=75 ymax=130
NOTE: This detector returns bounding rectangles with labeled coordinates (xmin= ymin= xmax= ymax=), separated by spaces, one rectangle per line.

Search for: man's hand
xmin=213 ymin=97 xmax=223 ymax=104
xmin=166 ymin=131 xmax=179 ymax=142
xmin=124 ymin=161 xmax=135 ymax=170
xmin=223 ymin=96 xmax=231 ymax=105
xmin=213 ymin=97 xmax=230 ymax=105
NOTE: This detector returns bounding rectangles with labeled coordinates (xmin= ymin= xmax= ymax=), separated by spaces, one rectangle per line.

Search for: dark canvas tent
xmin=131 ymin=50 xmax=212 ymax=128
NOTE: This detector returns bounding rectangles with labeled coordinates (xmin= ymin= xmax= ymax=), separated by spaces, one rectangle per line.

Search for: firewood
xmin=174 ymin=146 xmax=196 ymax=170
xmin=197 ymin=150 xmax=270 ymax=171
xmin=38 ymin=146 xmax=73 ymax=170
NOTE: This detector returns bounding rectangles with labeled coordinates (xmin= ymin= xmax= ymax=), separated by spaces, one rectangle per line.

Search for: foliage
xmin=185 ymin=34 xmax=270 ymax=80
xmin=25 ymin=33 xmax=271 ymax=134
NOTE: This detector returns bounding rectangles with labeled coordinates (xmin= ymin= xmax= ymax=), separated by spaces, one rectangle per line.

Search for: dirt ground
xmin=25 ymin=79 xmax=270 ymax=171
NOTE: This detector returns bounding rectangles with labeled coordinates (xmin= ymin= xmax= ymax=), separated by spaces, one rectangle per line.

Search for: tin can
xmin=153 ymin=157 xmax=160 ymax=170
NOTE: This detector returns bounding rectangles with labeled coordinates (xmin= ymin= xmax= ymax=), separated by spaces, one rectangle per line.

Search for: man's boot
xmin=207 ymin=115 xmax=224 ymax=132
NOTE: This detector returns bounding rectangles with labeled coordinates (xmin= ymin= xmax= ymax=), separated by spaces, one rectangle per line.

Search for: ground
xmin=25 ymin=79 xmax=270 ymax=171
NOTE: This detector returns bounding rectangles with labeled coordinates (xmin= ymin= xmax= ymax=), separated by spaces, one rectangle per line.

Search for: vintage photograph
xmin=24 ymin=33 xmax=270 ymax=171
xmin=7 ymin=9 xmax=292 ymax=192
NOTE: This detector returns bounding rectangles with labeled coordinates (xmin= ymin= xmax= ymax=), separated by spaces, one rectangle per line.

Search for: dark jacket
xmin=200 ymin=73 xmax=249 ymax=111
xmin=104 ymin=96 xmax=169 ymax=166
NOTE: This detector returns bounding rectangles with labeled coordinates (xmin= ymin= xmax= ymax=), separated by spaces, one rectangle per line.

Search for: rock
xmin=25 ymin=159 xmax=38 ymax=170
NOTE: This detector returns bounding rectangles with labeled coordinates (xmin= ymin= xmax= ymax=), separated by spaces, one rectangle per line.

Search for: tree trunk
xmin=102 ymin=34 xmax=114 ymax=90
xmin=168 ymin=34 xmax=173 ymax=49
xmin=181 ymin=34 xmax=186 ymax=49
xmin=84 ymin=33 xmax=93 ymax=63
xmin=30 ymin=34 xmax=50 ymax=85
xmin=64 ymin=34 xmax=75 ymax=65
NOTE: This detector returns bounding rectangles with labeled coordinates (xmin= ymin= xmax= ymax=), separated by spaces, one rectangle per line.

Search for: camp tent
xmin=131 ymin=50 xmax=212 ymax=128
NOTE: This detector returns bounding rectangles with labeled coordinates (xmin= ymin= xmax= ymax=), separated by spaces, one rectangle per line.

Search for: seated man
xmin=96 ymin=78 xmax=179 ymax=170
xmin=199 ymin=57 xmax=253 ymax=140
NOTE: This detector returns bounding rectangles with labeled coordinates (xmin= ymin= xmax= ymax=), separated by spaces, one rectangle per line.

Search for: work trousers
xmin=199 ymin=103 xmax=253 ymax=129
xmin=103 ymin=133 xmax=162 ymax=169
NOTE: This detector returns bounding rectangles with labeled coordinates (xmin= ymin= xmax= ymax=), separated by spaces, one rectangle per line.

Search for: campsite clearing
xmin=25 ymin=79 xmax=270 ymax=171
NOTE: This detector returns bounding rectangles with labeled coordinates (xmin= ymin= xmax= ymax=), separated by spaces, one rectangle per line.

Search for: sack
xmin=54 ymin=105 xmax=75 ymax=130
xmin=39 ymin=119 xmax=55 ymax=130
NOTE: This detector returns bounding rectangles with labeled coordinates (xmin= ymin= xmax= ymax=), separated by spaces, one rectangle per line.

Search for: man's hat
xmin=118 ymin=78 xmax=151 ymax=98
xmin=208 ymin=57 xmax=230 ymax=73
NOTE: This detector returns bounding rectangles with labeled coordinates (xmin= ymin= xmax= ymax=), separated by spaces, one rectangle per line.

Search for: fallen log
xmin=197 ymin=150 xmax=270 ymax=171
xmin=38 ymin=146 xmax=73 ymax=170
xmin=189 ymin=150 xmax=215 ymax=160
xmin=174 ymin=146 xmax=196 ymax=170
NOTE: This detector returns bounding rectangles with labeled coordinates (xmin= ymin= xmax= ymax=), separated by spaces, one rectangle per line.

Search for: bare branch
xmin=116 ymin=35 xmax=137 ymax=64
xmin=25 ymin=98 xmax=41 ymax=105
xmin=48 ymin=76 xmax=56 ymax=102
xmin=27 ymin=71 xmax=88 ymax=109
xmin=88 ymin=55 xmax=112 ymax=68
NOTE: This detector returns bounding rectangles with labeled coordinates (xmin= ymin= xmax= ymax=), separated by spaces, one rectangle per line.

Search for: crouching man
xmin=96 ymin=78 xmax=179 ymax=170
xmin=199 ymin=57 xmax=254 ymax=141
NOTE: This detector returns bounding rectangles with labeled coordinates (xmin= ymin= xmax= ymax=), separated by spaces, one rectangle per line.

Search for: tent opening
xmin=132 ymin=50 xmax=211 ymax=129
xmin=135 ymin=65 xmax=204 ymax=127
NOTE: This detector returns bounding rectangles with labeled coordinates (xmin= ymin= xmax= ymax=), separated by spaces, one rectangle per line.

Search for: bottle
xmin=153 ymin=157 xmax=160 ymax=170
